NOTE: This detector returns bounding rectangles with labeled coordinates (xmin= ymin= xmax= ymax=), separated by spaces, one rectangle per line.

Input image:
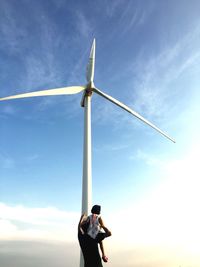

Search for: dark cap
xmin=91 ymin=205 xmax=101 ymax=215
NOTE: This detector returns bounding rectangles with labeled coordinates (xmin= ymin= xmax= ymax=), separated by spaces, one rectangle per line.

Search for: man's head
xmin=91 ymin=205 xmax=101 ymax=215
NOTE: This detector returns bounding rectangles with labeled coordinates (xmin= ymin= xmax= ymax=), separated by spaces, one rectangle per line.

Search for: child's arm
xmin=78 ymin=214 xmax=87 ymax=234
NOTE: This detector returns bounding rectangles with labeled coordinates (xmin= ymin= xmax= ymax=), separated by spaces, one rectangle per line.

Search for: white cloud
xmin=120 ymin=4 xmax=149 ymax=34
xmin=0 ymin=219 xmax=18 ymax=237
xmin=129 ymin=23 xmax=200 ymax=123
xmin=104 ymin=0 xmax=122 ymax=18
xmin=130 ymin=149 xmax=164 ymax=166
xmin=0 ymin=1 xmax=27 ymax=54
xmin=75 ymin=11 xmax=93 ymax=38
xmin=0 ymin=203 xmax=79 ymax=241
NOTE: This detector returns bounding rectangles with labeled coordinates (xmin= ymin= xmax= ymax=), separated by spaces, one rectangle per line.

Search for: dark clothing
xmin=95 ymin=232 xmax=108 ymax=243
xmin=78 ymin=231 xmax=107 ymax=267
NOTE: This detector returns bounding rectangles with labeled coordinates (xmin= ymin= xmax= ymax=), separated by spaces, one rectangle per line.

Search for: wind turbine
xmin=0 ymin=39 xmax=175 ymax=266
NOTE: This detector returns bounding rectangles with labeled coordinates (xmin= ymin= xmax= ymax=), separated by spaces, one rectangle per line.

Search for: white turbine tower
xmin=0 ymin=39 xmax=175 ymax=267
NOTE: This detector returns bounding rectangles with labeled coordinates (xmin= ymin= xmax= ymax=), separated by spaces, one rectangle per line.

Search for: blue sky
xmin=0 ymin=0 xmax=200 ymax=266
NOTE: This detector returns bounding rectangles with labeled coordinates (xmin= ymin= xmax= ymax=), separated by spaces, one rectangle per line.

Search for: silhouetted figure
xmin=78 ymin=205 xmax=111 ymax=267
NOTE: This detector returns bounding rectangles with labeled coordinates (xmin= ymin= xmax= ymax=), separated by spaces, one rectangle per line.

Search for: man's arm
xmin=99 ymin=217 xmax=112 ymax=237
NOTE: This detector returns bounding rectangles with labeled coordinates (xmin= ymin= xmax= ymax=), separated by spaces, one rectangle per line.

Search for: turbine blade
xmin=93 ymin=87 xmax=175 ymax=143
xmin=86 ymin=39 xmax=95 ymax=83
xmin=0 ymin=86 xmax=86 ymax=101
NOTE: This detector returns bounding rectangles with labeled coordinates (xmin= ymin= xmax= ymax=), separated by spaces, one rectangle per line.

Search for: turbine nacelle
xmin=87 ymin=81 xmax=95 ymax=90
xmin=80 ymin=87 xmax=93 ymax=108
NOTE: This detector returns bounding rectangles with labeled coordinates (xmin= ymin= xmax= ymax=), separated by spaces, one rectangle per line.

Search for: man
xmin=78 ymin=206 xmax=111 ymax=267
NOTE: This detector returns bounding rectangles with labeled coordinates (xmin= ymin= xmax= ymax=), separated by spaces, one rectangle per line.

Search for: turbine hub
xmin=86 ymin=89 xmax=93 ymax=97
xmin=86 ymin=81 xmax=94 ymax=96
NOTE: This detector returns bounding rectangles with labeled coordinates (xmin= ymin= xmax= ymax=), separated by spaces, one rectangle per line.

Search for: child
xmin=87 ymin=205 xmax=111 ymax=262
